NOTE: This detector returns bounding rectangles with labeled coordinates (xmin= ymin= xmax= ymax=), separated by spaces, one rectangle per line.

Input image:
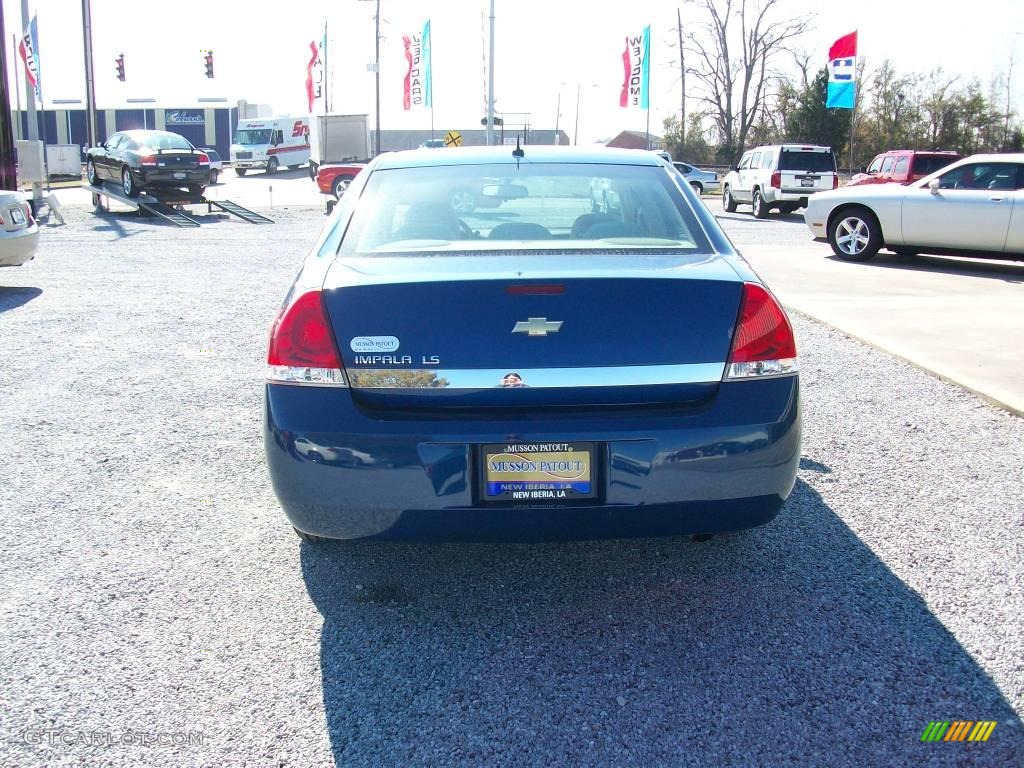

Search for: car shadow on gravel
xmin=301 ymin=480 xmax=1023 ymax=766
xmin=0 ymin=286 xmax=42 ymax=312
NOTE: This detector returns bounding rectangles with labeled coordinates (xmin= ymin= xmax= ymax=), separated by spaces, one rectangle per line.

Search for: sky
xmin=3 ymin=0 xmax=1023 ymax=144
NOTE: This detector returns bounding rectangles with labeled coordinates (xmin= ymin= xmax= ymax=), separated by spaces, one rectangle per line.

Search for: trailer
xmin=85 ymin=182 xmax=273 ymax=227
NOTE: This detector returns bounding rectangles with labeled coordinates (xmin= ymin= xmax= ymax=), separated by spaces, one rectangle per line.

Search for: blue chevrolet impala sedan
xmin=264 ymin=146 xmax=800 ymax=542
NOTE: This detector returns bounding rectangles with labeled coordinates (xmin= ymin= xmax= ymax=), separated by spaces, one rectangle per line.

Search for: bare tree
xmin=683 ymin=0 xmax=810 ymax=161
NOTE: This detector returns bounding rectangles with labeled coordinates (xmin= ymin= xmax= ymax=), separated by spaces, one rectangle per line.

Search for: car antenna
xmin=512 ymin=135 xmax=524 ymax=160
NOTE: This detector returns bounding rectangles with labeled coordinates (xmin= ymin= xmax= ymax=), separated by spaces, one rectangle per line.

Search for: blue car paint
xmin=264 ymin=146 xmax=801 ymax=541
xmin=265 ymin=375 xmax=800 ymax=541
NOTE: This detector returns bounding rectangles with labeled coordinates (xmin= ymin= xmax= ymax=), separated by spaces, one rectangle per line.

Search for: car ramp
xmin=85 ymin=183 xmax=273 ymax=227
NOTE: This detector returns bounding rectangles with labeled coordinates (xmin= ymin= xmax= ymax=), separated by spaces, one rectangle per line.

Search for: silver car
xmin=673 ymin=162 xmax=720 ymax=195
xmin=0 ymin=191 xmax=39 ymax=268
xmin=804 ymin=153 xmax=1024 ymax=262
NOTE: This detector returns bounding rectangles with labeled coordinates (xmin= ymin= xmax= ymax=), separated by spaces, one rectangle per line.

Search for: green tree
xmin=783 ymin=68 xmax=852 ymax=154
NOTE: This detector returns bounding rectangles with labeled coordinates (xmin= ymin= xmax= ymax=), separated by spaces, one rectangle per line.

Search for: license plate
xmin=10 ymin=207 xmax=25 ymax=225
xmin=481 ymin=442 xmax=596 ymax=502
xmin=173 ymin=172 xmax=186 ymax=179
xmin=800 ymin=178 xmax=815 ymax=187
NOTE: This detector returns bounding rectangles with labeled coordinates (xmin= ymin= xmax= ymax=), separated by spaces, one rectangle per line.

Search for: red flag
xmin=305 ymin=41 xmax=319 ymax=113
xmin=402 ymin=35 xmax=413 ymax=110
xmin=618 ymin=38 xmax=631 ymax=107
xmin=829 ymin=31 xmax=857 ymax=61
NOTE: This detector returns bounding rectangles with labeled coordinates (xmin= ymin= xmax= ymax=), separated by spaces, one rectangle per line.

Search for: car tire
xmin=235 ymin=168 xmax=247 ymax=177
xmin=86 ymin=158 xmax=100 ymax=186
xmin=689 ymin=181 xmax=703 ymax=195
xmin=188 ymin=185 xmax=205 ymax=197
xmin=828 ymin=206 xmax=883 ymax=262
xmin=309 ymin=163 xmax=318 ymax=181
xmin=209 ymin=169 xmax=219 ymax=184
xmin=752 ymin=190 xmax=769 ymax=219
xmin=722 ymin=186 xmax=737 ymax=213
xmin=778 ymin=203 xmax=799 ymax=215
xmin=333 ymin=177 xmax=353 ymax=200
xmin=121 ymin=167 xmax=139 ymax=198
xmin=266 ymin=157 xmax=279 ymax=175
xmin=449 ymin=188 xmax=477 ymax=214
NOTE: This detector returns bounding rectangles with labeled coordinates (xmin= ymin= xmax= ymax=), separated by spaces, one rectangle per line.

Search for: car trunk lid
xmin=322 ymin=253 xmax=743 ymax=409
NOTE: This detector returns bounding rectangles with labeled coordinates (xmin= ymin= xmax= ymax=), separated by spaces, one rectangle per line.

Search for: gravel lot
xmin=1 ymin=205 xmax=1021 ymax=767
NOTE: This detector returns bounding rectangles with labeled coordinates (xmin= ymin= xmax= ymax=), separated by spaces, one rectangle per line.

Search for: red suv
xmin=849 ymin=150 xmax=960 ymax=186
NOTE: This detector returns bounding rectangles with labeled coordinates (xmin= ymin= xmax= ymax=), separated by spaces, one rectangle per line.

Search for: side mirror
xmin=928 ymin=179 xmax=940 ymax=194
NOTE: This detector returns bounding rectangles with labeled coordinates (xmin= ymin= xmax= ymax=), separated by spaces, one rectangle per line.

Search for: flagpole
xmin=12 ymin=34 xmax=22 ymax=139
xmin=323 ymin=20 xmax=329 ymax=112
xmin=19 ymin=0 xmax=40 ymax=204
xmin=644 ymin=26 xmax=652 ymax=150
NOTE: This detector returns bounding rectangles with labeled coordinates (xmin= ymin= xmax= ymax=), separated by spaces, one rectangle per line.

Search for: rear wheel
xmin=689 ymin=181 xmax=703 ymax=195
xmin=828 ymin=207 xmax=882 ymax=262
xmin=121 ymin=167 xmax=139 ymax=198
xmin=752 ymin=190 xmax=769 ymax=219
xmin=332 ymin=177 xmax=352 ymax=200
xmin=209 ymin=169 xmax=219 ymax=184
xmin=778 ymin=203 xmax=799 ymax=215
xmin=187 ymin=185 xmax=205 ymax=197
xmin=266 ymin=157 xmax=279 ymax=175
xmin=235 ymin=168 xmax=247 ymax=177
xmin=86 ymin=158 xmax=99 ymax=186
xmin=722 ymin=186 xmax=737 ymax=213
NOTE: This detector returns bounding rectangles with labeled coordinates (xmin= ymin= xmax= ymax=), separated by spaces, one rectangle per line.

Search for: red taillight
xmin=22 ymin=202 xmax=33 ymax=225
xmin=197 ymin=153 xmax=210 ymax=166
xmin=833 ymin=174 xmax=839 ymax=189
xmin=267 ymin=291 xmax=347 ymax=386
xmin=726 ymin=283 xmax=798 ymax=379
xmin=140 ymin=155 xmax=158 ymax=167
xmin=770 ymin=171 xmax=781 ymax=189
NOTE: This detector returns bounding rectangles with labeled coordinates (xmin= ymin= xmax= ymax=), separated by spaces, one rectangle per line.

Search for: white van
xmin=230 ymin=117 xmax=310 ymax=176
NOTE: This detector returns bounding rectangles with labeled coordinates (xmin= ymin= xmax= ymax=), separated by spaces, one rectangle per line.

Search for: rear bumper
xmin=135 ymin=169 xmax=210 ymax=187
xmin=264 ymin=376 xmax=801 ymax=541
xmin=765 ymin=189 xmax=814 ymax=206
xmin=0 ymin=225 xmax=40 ymax=267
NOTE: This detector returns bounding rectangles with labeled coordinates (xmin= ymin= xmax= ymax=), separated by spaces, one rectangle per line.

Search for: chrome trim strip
xmin=347 ymin=363 xmax=726 ymax=389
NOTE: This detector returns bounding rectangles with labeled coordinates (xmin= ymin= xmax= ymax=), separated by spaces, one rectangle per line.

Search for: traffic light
xmin=203 ymin=50 xmax=214 ymax=79
xmin=115 ymin=53 xmax=125 ymax=82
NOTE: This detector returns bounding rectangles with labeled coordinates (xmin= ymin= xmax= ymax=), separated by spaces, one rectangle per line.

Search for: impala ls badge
xmin=513 ymin=317 xmax=563 ymax=337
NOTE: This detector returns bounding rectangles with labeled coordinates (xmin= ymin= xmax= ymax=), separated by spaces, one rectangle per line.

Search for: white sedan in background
xmin=804 ymin=153 xmax=1024 ymax=262
xmin=0 ymin=191 xmax=39 ymax=268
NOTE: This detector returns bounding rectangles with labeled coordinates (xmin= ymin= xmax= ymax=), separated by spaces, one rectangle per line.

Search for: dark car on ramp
xmin=265 ymin=146 xmax=801 ymax=543
xmin=86 ymin=130 xmax=212 ymax=198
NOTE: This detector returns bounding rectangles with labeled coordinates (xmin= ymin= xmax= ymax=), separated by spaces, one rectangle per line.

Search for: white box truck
xmin=308 ymin=113 xmax=371 ymax=178
xmin=230 ymin=116 xmax=310 ymax=176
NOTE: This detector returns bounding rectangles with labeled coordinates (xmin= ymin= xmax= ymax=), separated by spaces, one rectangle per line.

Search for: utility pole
xmin=485 ymin=0 xmax=497 ymax=146
xmin=82 ymin=0 xmax=97 ymax=150
xmin=553 ymin=90 xmax=561 ymax=144
xmin=0 ymin=14 xmax=16 ymax=189
xmin=374 ymin=0 xmax=381 ymax=155
xmin=677 ymin=6 xmax=685 ymax=147
xmin=573 ymin=83 xmax=581 ymax=145
xmin=11 ymin=35 xmax=22 ymax=140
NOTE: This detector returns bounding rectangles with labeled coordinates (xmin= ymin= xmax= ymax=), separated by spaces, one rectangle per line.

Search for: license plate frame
xmin=478 ymin=441 xmax=598 ymax=504
xmin=800 ymin=178 xmax=815 ymax=187
xmin=173 ymin=172 xmax=187 ymax=179
xmin=10 ymin=206 xmax=25 ymax=225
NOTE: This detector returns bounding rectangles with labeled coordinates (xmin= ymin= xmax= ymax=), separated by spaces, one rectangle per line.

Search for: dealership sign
xmin=165 ymin=110 xmax=204 ymax=124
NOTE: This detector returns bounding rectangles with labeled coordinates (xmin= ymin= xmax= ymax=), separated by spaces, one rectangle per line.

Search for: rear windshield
xmin=331 ymin=162 xmax=711 ymax=256
xmin=912 ymin=155 xmax=960 ymax=175
xmin=132 ymin=133 xmax=192 ymax=151
xmin=779 ymin=149 xmax=836 ymax=173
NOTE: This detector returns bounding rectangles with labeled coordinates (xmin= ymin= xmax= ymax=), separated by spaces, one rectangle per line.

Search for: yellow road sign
xmin=444 ymin=130 xmax=463 ymax=147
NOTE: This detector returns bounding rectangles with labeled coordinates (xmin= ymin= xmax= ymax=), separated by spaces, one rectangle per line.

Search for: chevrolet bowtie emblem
xmin=513 ymin=317 xmax=563 ymax=336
